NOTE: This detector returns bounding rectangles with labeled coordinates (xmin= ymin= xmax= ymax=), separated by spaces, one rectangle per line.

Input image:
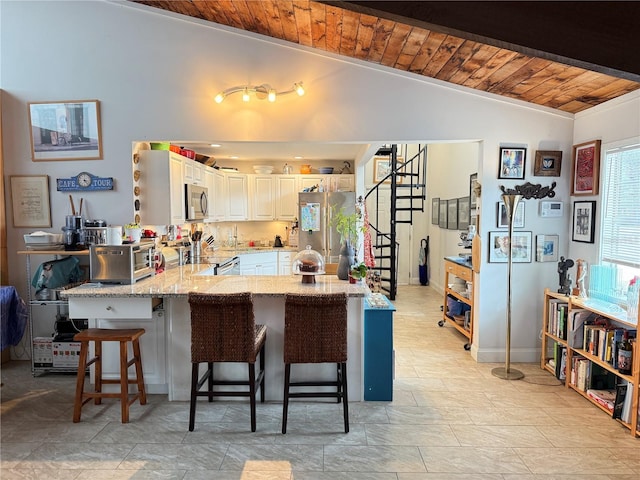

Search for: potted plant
xmin=349 ymin=262 xmax=368 ymax=283
xmin=330 ymin=206 xmax=366 ymax=280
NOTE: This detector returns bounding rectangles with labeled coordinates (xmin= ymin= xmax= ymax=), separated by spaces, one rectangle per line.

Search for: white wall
xmin=2 ymin=0 xmax=586 ymax=362
xmin=570 ymin=91 xmax=640 ymax=271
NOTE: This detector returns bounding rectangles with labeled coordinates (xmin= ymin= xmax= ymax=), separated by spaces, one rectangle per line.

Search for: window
xmin=599 ymin=143 xmax=640 ymax=303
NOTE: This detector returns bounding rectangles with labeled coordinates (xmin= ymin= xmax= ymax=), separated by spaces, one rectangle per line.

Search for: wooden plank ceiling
xmin=131 ymin=0 xmax=640 ymax=114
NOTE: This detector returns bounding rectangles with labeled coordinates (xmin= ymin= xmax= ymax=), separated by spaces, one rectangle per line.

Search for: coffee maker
xmin=63 ymin=215 xmax=84 ymax=250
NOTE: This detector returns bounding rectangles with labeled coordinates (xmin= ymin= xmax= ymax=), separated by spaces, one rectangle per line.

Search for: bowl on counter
xmin=318 ymin=167 xmax=334 ymax=174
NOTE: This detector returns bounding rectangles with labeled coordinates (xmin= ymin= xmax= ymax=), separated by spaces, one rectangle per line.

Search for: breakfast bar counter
xmin=62 ymin=267 xmax=368 ymax=401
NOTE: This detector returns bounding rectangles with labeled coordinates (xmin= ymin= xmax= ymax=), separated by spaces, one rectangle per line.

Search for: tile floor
xmin=1 ymin=285 xmax=639 ymax=479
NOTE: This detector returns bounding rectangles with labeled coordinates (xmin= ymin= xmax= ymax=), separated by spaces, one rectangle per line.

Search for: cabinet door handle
xmin=106 ymin=306 xmax=113 ymax=311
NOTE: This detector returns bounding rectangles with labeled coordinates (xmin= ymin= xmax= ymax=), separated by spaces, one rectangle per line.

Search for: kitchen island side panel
xmin=167 ymin=295 xmax=363 ymax=402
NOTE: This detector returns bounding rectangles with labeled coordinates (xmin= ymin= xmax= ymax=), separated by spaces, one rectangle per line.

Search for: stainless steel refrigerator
xmin=298 ymin=191 xmax=356 ymax=263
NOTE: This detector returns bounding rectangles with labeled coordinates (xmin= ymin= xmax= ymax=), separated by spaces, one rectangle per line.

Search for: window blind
xmin=601 ymin=145 xmax=640 ymax=268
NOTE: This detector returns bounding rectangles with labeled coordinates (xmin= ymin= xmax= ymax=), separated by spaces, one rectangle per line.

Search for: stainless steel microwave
xmin=185 ymin=184 xmax=209 ymax=221
xmin=89 ymin=243 xmax=155 ymax=284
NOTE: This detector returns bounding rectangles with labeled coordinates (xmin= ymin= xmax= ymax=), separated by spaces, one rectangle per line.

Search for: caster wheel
xmin=464 ymin=343 xmax=471 ymax=351
xmin=438 ymin=320 xmax=444 ymax=327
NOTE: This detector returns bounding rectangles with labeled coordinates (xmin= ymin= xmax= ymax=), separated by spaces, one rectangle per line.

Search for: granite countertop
xmin=217 ymin=246 xmax=299 ymax=255
xmin=60 ymin=265 xmax=367 ymax=299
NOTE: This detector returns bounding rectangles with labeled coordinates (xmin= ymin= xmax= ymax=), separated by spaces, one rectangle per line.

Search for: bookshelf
xmin=541 ymin=288 xmax=639 ymax=437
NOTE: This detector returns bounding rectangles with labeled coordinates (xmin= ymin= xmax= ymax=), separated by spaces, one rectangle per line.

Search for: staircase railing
xmin=365 ymin=144 xmax=427 ymax=299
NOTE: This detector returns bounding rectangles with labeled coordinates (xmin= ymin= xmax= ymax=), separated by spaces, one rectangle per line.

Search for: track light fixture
xmin=214 ymin=81 xmax=305 ymax=104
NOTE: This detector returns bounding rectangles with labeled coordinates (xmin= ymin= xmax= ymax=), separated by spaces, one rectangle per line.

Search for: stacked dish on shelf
xmin=253 ymin=165 xmax=274 ymax=174
xmin=24 ymin=232 xmax=64 ymax=250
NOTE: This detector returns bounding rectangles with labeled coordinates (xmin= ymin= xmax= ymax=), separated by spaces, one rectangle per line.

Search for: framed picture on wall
xmin=9 ymin=175 xmax=52 ymax=227
xmin=447 ymin=199 xmax=458 ymax=230
xmin=571 ymin=140 xmax=601 ymax=195
xmin=438 ymin=199 xmax=447 ymax=228
xmin=572 ymin=200 xmax=596 ymax=243
xmin=498 ymin=147 xmax=526 ymax=180
xmin=534 ymin=150 xmax=562 ymax=176
xmin=488 ymin=231 xmax=532 ymax=263
xmin=536 ymin=234 xmax=559 ymax=262
xmin=457 ymin=196 xmax=470 ymax=230
xmin=469 ymin=173 xmax=479 ymax=209
xmin=496 ymin=201 xmax=525 ymax=228
xmin=28 ymin=100 xmax=103 ymax=161
xmin=431 ymin=198 xmax=440 ymax=225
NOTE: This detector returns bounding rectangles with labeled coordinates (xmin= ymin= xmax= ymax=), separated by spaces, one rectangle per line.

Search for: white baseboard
xmin=475 ymin=347 xmax=540 ymax=363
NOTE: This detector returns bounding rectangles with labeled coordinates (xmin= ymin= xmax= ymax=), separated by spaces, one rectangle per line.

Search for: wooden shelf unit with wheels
xmin=541 ymin=288 xmax=639 ymax=437
xmin=439 ymin=257 xmax=474 ymax=350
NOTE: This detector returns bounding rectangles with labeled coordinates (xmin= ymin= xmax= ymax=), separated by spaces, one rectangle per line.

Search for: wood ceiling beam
xmin=322 ymin=1 xmax=640 ymax=82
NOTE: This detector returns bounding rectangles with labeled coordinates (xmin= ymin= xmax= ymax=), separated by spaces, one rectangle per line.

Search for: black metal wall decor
xmin=499 ymin=181 xmax=556 ymax=199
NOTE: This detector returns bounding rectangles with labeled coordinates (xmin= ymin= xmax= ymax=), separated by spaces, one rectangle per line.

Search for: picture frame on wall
xmin=572 ymin=200 xmax=596 ymax=243
xmin=457 ymin=196 xmax=470 ymax=230
xmin=447 ymin=199 xmax=458 ymax=230
xmin=469 ymin=173 xmax=479 ymax=209
xmin=9 ymin=175 xmax=52 ymax=228
xmin=373 ymin=157 xmax=404 ymax=184
xmin=431 ymin=198 xmax=440 ymax=225
xmin=438 ymin=199 xmax=447 ymax=228
xmin=496 ymin=201 xmax=525 ymax=228
xmin=534 ymin=150 xmax=562 ymax=176
xmin=488 ymin=230 xmax=532 ymax=263
xmin=571 ymin=140 xmax=601 ymax=195
xmin=28 ymin=100 xmax=102 ymax=161
xmin=498 ymin=147 xmax=526 ymax=180
xmin=536 ymin=234 xmax=559 ymax=262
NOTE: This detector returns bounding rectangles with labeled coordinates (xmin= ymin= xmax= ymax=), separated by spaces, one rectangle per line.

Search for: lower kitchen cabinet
xmin=238 ymin=252 xmax=278 ymax=275
xmin=278 ymin=251 xmax=293 ymax=275
xmin=68 ymin=296 xmax=167 ymax=394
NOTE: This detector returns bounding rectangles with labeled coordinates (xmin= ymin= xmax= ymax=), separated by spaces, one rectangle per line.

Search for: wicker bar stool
xmin=188 ymin=292 xmax=266 ymax=432
xmin=73 ymin=328 xmax=147 ymax=423
xmin=282 ymin=292 xmax=349 ymax=434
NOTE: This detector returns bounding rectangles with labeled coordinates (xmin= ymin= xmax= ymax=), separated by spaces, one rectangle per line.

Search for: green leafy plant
xmin=330 ymin=206 xmax=365 ymax=246
xmin=350 ymin=262 xmax=368 ymax=280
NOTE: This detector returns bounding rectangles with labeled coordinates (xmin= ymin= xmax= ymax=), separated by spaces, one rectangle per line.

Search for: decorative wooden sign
xmin=499 ymin=181 xmax=557 ymax=199
xmin=56 ymin=172 xmax=114 ymax=191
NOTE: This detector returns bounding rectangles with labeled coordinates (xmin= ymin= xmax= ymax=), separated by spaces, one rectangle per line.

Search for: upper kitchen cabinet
xmin=250 ymin=175 xmax=276 ymax=221
xmin=183 ymin=160 xmax=204 ymax=186
xmin=276 ymin=176 xmax=298 ymax=221
xmin=226 ymin=173 xmax=248 ymax=221
xmin=298 ymin=175 xmax=355 ymax=193
xmin=138 ymin=150 xmax=185 ymax=225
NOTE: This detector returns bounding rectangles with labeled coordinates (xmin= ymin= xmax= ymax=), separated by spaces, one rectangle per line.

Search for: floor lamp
xmin=492 ymin=193 xmax=525 ymax=380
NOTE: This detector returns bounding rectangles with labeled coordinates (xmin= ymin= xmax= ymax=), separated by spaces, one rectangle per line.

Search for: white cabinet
xmin=276 ymin=176 xmax=298 ymax=220
xmin=238 ymin=252 xmax=278 ymax=275
xmin=204 ymin=167 xmax=214 ymax=222
xmin=211 ymin=169 xmax=227 ymax=222
xmin=226 ymin=174 xmax=248 ymax=221
xmin=298 ymin=175 xmax=326 ymax=192
xmin=278 ymin=251 xmax=293 ymax=275
xmin=250 ymin=175 xmax=276 ymax=220
xmin=297 ymin=174 xmax=355 ymax=193
xmin=139 ymin=150 xmax=185 ymax=225
xmin=183 ymin=160 xmax=204 ymax=185
xmin=330 ymin=174 xmax=355 ymax=192
xmin=68 ymin=297 xmax=167 ymax=394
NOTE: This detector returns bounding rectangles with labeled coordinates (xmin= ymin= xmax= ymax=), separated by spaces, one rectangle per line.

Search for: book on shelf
xmin=547 ymin=298 xmax=568 ymax=338
xmin=568 ymin=309 xmax=595 ymax=348
xmin=554 ymin=343 xmax=567 ymax=381
xmin=613 ymin=382 xmax=628 ymax=420
xmin=586 ymin=389 xmax=616 ymax=413
xmin=575 ymin=357 xmax=590 ymax=391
